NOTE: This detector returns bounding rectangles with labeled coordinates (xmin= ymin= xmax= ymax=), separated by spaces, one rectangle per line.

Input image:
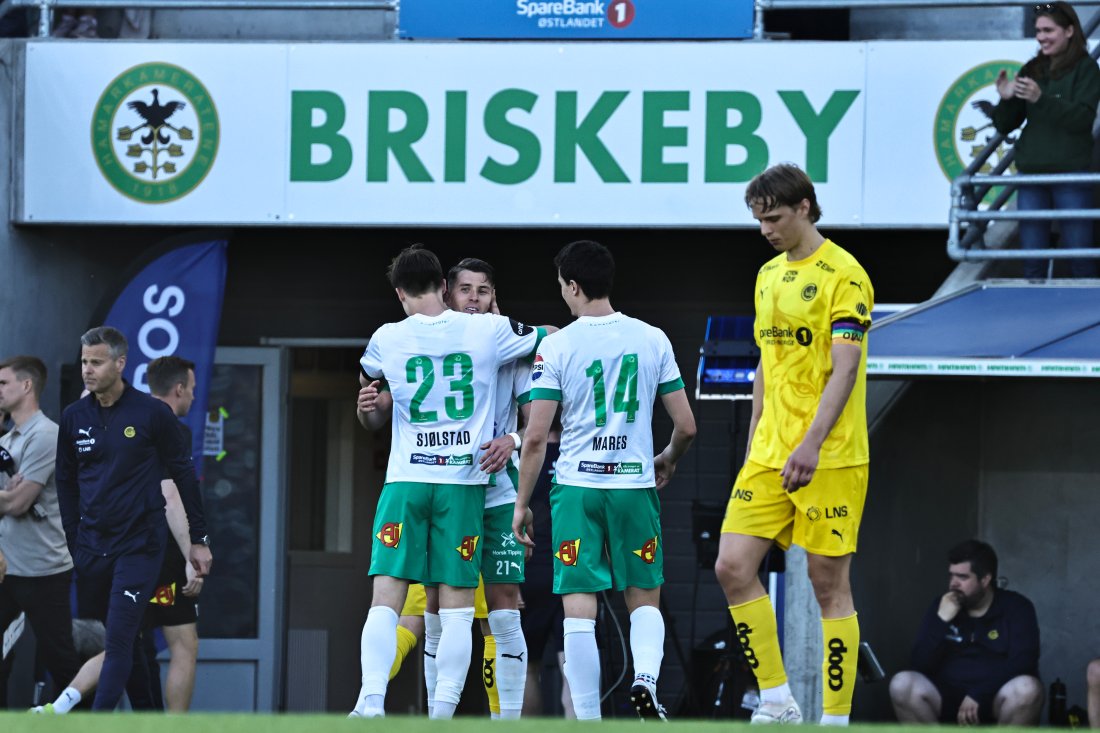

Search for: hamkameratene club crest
xmin=91 ymin=62 xmax=219 ymax=204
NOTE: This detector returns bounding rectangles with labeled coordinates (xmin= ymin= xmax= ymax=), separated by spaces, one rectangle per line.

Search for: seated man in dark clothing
xmin=890 ymin=540 xmax=1042 ymax=726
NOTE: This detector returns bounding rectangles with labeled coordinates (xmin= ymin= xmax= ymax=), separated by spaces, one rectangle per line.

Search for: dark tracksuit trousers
xmin=74 ymin=522 xmax=166 ymax=710
xmin=0 ymin=571 xmax=83 ymax=707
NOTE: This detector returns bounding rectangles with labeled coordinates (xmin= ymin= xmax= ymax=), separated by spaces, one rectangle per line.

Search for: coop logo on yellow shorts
xmin=933 ymin=61 xmax=1020 ymax=197
xmin=91 ymin=62 xmax=220 ymax=204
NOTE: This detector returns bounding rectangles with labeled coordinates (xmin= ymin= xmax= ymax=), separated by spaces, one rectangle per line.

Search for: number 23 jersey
xmin=529 ymin=313 xmax=684 ymax=489
xmin=360 ymin=311 xmax=543 ymax=485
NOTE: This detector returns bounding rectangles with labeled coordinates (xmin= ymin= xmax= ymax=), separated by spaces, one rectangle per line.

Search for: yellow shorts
xmin=720 ymin=461 xmax=868 ymax=556
xmin=399 ymin=578 xmax=489 ymax=619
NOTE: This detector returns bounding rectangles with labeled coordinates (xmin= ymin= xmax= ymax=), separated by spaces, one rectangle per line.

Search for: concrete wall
xmin=850 ymin=7 xmax=1025 ymax=40
xmin=0 ymin=40 xmax=152 ymax=419
xmin=980 ymin=381 xmax=1100 ymax=716
xmin=850 ymin=378 xmax=1100 ymax=721
xmin=149 ymin=9 xmax=393 ymax=41
xmin=851 ymin=379 xmax=983 ymax=720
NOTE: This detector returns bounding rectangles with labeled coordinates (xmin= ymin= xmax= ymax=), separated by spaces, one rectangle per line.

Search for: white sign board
xmin=20 ymin=40 xmax=1040 ymax=227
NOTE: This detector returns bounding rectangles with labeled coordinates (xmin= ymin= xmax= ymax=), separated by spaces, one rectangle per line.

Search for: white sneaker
xmin=347 ymin=709 xmax=383 ymax=719
xmin=751 ymin=696 xmax=802 ymax=724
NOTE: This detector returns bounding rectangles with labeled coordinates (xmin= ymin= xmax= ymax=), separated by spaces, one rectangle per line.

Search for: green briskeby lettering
xmin=285 ymin=87 xmax=860 ymax=186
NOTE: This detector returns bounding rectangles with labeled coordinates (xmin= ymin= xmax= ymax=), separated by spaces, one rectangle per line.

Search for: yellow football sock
xmin=821 ymin=613 xmax=859 ymax=715
xmin=482 ymin=634 xmax=499 ymax=716
xmin=389 ymin=624 xmax=419 ymax=681
xmin=729 ymin=596 xmax=787 ymax=689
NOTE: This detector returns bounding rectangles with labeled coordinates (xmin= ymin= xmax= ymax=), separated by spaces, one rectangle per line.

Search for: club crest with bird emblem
xmin=92 ymin=62 xmax=219 ymax=203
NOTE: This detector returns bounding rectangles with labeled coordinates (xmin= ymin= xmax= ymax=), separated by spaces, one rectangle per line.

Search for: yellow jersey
xmin=749 ymin=238 xmax=873 ymax=470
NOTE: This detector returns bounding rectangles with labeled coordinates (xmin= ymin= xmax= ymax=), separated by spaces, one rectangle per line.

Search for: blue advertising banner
xmin=399 ymin=0 xmax=754 ymax=39
xmin=102 ymin=238 xmax=228 ymax=468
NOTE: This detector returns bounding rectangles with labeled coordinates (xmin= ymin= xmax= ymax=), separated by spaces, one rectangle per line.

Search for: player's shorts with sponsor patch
xmin=401 ymin=578 xmax=489 ymax=618
xmin=549 ymin=483 xmax=663 ymax=594
xmin=720 ymin=461 xmax=868 ymax=556
xmin=146 ymin=580 xmax=198 ymax=627
xmin=482 ymin=502 xmax=525 ymax=585
xmin=369 ymin=481 xmax=485 ymax=588
xmin=145 ymin=547 xmax=198 ymax=627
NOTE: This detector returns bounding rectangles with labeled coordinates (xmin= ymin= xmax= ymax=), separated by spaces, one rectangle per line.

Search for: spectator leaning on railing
xmin=993 ymin=1 xmax=1100 ymax=279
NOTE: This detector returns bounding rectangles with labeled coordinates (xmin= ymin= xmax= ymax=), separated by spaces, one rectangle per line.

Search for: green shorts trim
xmin=369 ymin=481 xmax=486 ymax=588
xmin=482 ymin=502 xmax=525 ymax=584
xmin=549 ymin=483 xmax=663 ymax=594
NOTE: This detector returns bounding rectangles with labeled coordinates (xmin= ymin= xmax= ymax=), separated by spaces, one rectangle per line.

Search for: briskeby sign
xmin=20 ymin=40 xmax=1038 ymax=227
xmin=288 ymin=89 xmax=859 ymax=185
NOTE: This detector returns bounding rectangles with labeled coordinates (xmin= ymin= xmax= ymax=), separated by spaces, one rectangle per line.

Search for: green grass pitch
xmin=0 ymin=713 xmax=1026 ymax=733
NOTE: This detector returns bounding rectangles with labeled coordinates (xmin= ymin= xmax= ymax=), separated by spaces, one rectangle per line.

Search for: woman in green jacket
xmin=993 ymin=1 xmax=1100 ymax=278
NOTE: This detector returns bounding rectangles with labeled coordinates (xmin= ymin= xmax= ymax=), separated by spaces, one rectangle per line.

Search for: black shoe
xmin=631 ymin=683 xmax=668 ymax=721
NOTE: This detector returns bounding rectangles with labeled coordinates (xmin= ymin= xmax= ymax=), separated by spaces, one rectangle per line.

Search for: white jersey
xmin=485 ymin=359 xmax=533 ymax=509
xmin=360 ymin=310 xmax=541 ymax=485
xmin=529 ymin=312 xmax=683 ymax=489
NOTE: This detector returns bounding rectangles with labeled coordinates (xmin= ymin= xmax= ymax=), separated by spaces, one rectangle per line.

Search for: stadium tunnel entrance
xmin=2 ymin=220 xmax=957 ymax=714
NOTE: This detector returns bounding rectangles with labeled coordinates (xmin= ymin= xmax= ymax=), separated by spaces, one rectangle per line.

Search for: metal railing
xmin=949 ymin=173 xmax=1100 ymax=261
xmin=754 ymin=0 xmax=1053 ymax=39
xmin=0 ymin=0 xmax=396 ymax=37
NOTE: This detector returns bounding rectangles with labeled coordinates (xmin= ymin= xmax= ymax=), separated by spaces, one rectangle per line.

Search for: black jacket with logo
xmin=910 ymin=588 xmax=1040 ymax=705
xmin=56 ymin=384 xmax=207 ymax=556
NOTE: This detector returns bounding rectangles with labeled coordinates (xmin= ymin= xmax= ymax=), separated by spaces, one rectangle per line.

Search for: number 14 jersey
xmin=529 ymin=313 xmax=684 ymax=489
xmin=360 ymin=311 xmax=543 ymax=485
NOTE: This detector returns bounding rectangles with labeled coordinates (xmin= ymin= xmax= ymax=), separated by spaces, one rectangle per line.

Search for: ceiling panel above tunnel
xmin=868 ymin=282 xmax=1100 ymax=379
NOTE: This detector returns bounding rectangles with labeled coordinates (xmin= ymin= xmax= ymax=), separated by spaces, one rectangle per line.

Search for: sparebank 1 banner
xmin=20 ymin=40 xmax=1038 ymax=227
xmin=399 ymin=0 xmax=755 ymax=39
xmin=99 ymin=238 xmax=228 ymax=467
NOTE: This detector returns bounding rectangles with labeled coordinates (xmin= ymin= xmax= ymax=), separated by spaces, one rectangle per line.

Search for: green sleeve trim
xmin=530 ymin=327 xmax=547 ymax=357
xmin=657 ymin=377 xmax=685 ymax=395
xmin=515 ymin=390 xmax=532 ymax=406
xmin=528 ymin=388 xmax=562 ymax=402
xmin=379 ymin=379 xmax=391 ymax=393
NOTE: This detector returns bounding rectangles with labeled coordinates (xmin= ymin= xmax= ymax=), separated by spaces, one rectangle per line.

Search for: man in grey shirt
xmin=0 ymin=356 xmax=82 ymax=708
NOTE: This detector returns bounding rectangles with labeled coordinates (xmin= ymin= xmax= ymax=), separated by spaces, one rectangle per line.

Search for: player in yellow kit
xmin=715 ymin=164 xmax=873 ymax=726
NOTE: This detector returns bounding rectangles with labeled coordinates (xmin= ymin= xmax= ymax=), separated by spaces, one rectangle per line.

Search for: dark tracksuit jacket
xmin=55 ymin=385 xmax=207 ymax=556
xmin=910 ymin=589 xmax=1040 ymax=712
xmin=54 ymin=383 xmax=207 ymax=710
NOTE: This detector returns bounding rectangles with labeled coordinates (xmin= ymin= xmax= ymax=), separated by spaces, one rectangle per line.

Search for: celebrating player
xmin=350 ymin=245 xmax=545 ymax=719
xmin=513 ymin=239 xmax=696 ymax=721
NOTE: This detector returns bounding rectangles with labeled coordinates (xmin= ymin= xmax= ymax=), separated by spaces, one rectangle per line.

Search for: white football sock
xmin=424 ymin=611 xmax=441 ymax=717
xmin=821 ymin=713 xmax=850 ymax=725
xmin=355 ymin=606 xmax=398 ymax=714
xmin=431 ymin=607 xmax=475 ymax=719
xmin=761 ymin=681 xmax=793 ymax=705
xmin=52 ymin=686 xmax=82 ymax=713
xmin=488 ymin=609 xmax=527 ymax=719
xmin=629 ymin=605 xmax=664 ymax=690
xmin=563 ymin=617 xmax=601 ymax=721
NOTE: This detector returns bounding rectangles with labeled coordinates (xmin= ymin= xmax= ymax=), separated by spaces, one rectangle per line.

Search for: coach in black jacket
xmin=56 ymin=327 xmax=212 ymax=711
xmin=889 ymin=540 xmax=1042 ymax=726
